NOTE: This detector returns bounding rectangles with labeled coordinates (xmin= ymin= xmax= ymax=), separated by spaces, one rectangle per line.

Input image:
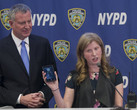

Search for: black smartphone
xmin=42 ymin=65 xmax=56 ymax=82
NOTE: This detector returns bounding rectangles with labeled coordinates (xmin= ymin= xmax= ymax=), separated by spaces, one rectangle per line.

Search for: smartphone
xmin=42 ymin=65 xmax=56 ymax=82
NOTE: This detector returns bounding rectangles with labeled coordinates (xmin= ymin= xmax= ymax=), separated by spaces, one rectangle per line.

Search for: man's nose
xmin=25 ymin=22 xmax=31 ymax=28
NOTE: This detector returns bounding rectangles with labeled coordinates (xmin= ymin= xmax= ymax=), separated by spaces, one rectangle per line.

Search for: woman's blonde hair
xmin=76 ymin=32 xmax=114 ymax=85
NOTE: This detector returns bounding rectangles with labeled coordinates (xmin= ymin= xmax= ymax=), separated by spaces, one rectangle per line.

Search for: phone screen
xmin=42 ymin=65 xmax=56 ymax=82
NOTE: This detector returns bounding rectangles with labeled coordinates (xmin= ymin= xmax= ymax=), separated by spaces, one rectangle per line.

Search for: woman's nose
xmin=92 ymin=50 xmax=96 ymax=56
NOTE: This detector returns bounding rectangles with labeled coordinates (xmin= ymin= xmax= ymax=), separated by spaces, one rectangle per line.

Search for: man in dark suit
xmin=0 ymin=3 xmax=57 ymax=108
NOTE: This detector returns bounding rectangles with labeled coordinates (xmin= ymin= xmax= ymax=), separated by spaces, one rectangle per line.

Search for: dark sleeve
xmin=41 ymin=38 xmax=57 ymax=102
xmin=0 ymin=72 xmax=20 ymax=106
xmin=65 ymin=72 xmax=75 ymax=89
xmin=115 ymin=70 xmax=123 ymax=86
xmin=41 ymin=84 xmax=53 ymax=103
xmin=46 ymin=39 xmax=57 ymax=72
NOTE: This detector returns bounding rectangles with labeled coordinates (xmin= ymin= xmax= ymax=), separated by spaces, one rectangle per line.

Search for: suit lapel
xmin=6 ymin=35 xmax=29 ymax=76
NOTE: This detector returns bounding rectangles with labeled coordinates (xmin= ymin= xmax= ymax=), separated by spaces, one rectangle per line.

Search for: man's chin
xmin=23 ymin=34 xmax=31 ymax=37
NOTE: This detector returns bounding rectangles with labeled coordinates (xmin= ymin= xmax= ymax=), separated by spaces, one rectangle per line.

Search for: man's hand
xmin=20 ymin=93 xmax=45 ymax=108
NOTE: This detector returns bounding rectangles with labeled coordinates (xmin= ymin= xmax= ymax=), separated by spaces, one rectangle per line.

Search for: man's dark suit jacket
xmin=0 ymin=34 xmax=57 ymax=108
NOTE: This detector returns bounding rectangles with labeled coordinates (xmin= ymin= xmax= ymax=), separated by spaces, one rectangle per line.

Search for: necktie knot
xmin=21 ymin=40 xmax=29 ymax=75
xmin=21 ymin=40 xmax=26 ymax=47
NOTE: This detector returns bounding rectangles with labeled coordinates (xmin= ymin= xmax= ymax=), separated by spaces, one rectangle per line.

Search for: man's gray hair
xmin=8 ymin=3 xmax=31 ymax=21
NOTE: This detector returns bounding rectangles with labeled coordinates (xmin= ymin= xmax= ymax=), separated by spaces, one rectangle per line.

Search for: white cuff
xmin=38 ymin=91 xmax=45 ymax=98
xmin=17 ymin=94 xmax=22 ymax=104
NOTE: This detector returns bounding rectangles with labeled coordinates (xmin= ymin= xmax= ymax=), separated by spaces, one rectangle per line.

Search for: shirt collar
xmin=11 ymin=30 xmax=29 ymax=47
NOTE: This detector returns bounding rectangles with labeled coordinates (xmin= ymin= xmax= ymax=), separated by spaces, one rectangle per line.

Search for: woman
xmin=42 ymin=32 xmax=123 ymax=108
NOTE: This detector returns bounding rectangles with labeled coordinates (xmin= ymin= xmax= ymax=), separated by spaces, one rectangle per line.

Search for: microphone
xmin=97 ymin=63 xmax=127 ymax=105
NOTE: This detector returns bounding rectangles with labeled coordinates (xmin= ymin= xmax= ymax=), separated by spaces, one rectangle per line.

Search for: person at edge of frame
xmin=0 ymin=3 xmax=57 ymax=108
xmin=43 ymin=32 xmax=124 ymax=108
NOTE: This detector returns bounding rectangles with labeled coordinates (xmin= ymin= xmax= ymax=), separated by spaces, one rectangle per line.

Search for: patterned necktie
xmin=21 ymin=41 xmax=29 ymax=75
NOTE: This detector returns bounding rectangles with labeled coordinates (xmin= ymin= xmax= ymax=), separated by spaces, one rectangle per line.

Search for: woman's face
xmin=83 ymin=41 xmax=102 ymax=66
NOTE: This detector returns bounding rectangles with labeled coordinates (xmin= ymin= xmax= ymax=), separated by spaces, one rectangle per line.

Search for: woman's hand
xmin=42 ymin=71 xmax=59 ymax=91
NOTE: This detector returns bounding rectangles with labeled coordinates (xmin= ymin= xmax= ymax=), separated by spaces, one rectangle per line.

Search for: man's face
xmin=9 ymin=10 xmax=32 ymax=40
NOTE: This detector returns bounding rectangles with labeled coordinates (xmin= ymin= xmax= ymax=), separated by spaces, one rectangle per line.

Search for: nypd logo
xmin=68 ymin=8 xmax=86 ymax=30
xmin=98 ymin=12 xmax=127 ymax=25
xmin=0 ymin=9 xmax=11 ymax=30
xmin=53 ymin=40 xmax=70 ymax=62
xmin=123 ymin=39 xmax=137 ymax=61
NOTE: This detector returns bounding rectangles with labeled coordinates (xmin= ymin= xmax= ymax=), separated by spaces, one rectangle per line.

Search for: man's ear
xmin=9 ymin=20 xmax=13 ymax=28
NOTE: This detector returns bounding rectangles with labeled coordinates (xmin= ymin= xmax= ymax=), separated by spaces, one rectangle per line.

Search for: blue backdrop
xmin=0 ymin=0 xmax=137 ymax=108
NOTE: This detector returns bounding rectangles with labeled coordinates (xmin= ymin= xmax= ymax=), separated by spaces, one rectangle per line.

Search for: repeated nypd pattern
xmin=0 ymin=0 xmax=137 ymax=107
